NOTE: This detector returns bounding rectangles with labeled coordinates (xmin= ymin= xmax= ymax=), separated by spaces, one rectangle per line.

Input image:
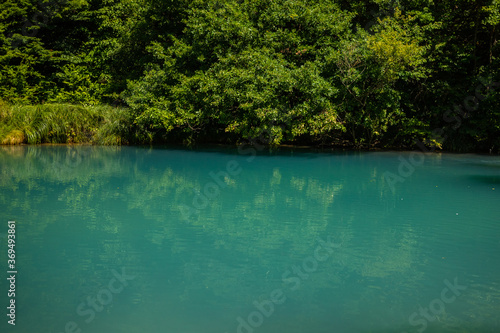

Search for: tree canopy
xmin=1 ymin=0 xmax=499 ymax=151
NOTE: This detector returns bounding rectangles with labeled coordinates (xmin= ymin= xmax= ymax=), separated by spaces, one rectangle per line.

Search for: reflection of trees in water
xmin=1 ymin=146 xmax=472 ymax=330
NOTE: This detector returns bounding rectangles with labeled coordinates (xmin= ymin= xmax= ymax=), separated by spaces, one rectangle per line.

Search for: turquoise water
xmin=0 ymin=145 xmax=499 ymax=333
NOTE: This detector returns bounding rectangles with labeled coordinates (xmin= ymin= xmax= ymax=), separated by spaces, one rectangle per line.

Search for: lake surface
xmin=0 ymin=145 xmax=499 ymax=333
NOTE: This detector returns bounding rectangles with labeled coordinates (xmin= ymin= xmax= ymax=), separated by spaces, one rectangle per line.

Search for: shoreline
xmin=1 ymin=142 xmax=498 ymax=156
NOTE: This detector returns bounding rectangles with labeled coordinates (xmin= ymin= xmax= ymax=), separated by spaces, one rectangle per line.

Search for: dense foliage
xmin=1 ymin=0 xmax=499 ymax=151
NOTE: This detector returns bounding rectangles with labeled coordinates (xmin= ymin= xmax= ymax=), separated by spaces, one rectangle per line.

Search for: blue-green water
xmin=0 ymin=146 xmax=499 ymax=333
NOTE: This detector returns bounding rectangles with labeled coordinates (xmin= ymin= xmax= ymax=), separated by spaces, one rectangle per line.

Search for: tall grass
xmin=93 ymin=105 xmax=137 ymax=145
xmin=0 ymin=101 xmax=136 ymax=145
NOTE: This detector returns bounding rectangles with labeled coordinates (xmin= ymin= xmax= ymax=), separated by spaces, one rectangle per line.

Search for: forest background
xmin=1 ymin=0 xmax=499 ymax=151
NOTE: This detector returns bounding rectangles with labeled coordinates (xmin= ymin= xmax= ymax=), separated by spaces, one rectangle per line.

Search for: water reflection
xmin=0 ymin=146 xmax=499 ymax=332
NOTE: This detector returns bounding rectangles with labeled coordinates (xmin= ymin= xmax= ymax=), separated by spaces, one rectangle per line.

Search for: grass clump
xmin=0 ymin=101 xmax=135 ymax=145
xmin=1 ymin=130 xmax=25 ymax=144
xmin=93 ymin=106 xmax=137 ymax=145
